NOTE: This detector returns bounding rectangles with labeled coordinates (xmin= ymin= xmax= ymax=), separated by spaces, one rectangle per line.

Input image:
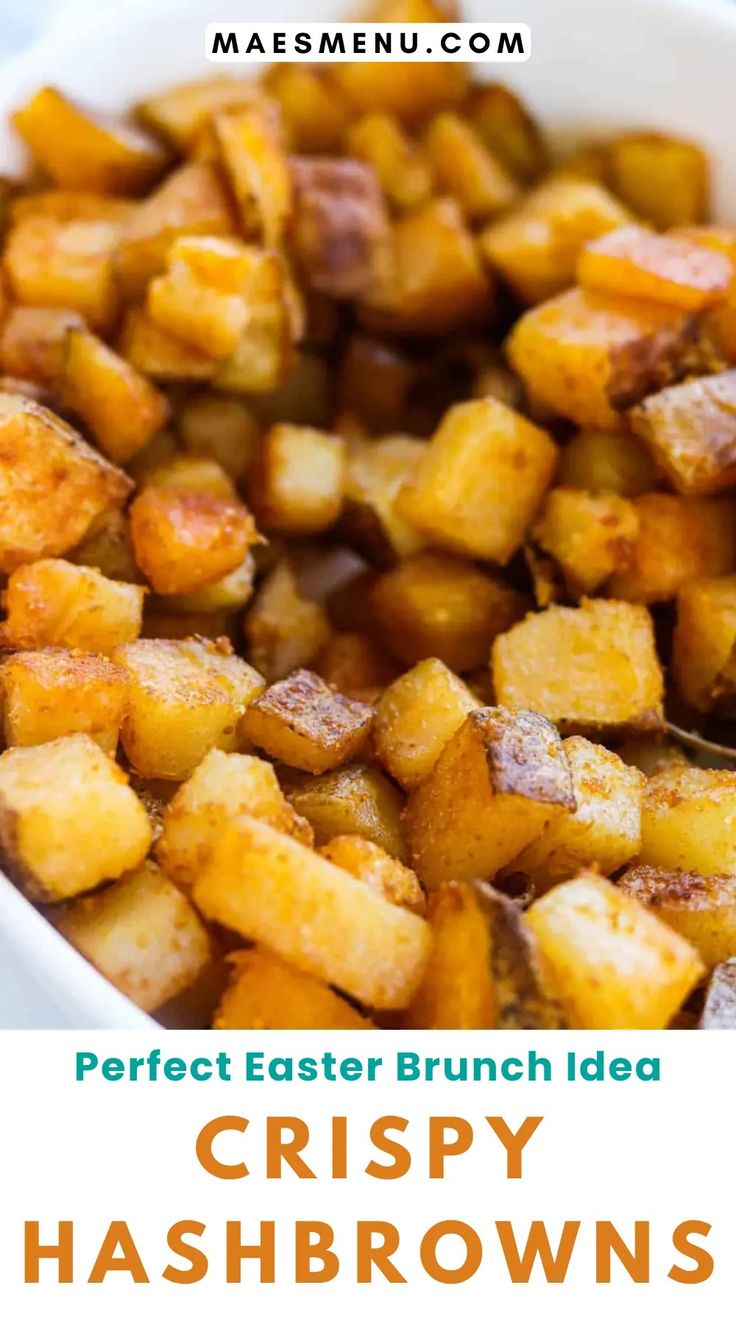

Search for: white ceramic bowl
xmin=1 ymin=0 xmax=735 ymax=1026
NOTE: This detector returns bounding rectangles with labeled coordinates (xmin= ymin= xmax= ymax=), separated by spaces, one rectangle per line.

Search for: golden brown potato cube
xmin=57 ymin=860 xmax=210 ymax=1012
xmin=0 ymin=306 xmax=84 ymax=387
xmin=557 ymin=427 xmax=659 ymax=496
xmin=578 ymin=225 xmax=732 ymax=311
xmin=10 ymin=190 xmax=136 ymax=227
xmin=71 ymin=508 xmax=142 ymax=585
xmin=1 ymin=649 xmax=126 ymax=755
xmin=607 ymin=132 xmax=709 ymax=229
xmin=266 ymin=65 xmax=349 ymax=154
xmin=398 ymin=398 xmax=557 ymax=564
xmin=243 ymin=668 xmax=373 ymax=774
xmin=673 ymin=574 xmax=736 ymax=711
xmin=404 ymin=706 xmax=575 ymax=890
xmin=130 ymin=486 xmax=258 ymax=596
xmin=285 ymin=761 xmax=407 ymax=859
xmin=12 ymin=87 xmax=167 ymax=195
xmin=138 ymin=453 xmax=237 ymax=500
xmin=115 ymin=162 xmax=237 ymax=300
xmin=0 ymin=733 xmax=151 ymax=902
xmin=314 ymin=632 xmax=396 ymax=703
xmin=506 ymin=737 xmax=643 ymax=893
xmin=401 ymin=882 xmax=493 ymax=1029
xmin=476 ymin=883 xmax=566 ymax=1028
xmin=214 ymin=107 xmax=292 ymax=248
xmin=249 ymin=424 xmax=346 ymax=536
xmin=371 ymin=552 xmax=527 ymax=672
xmin=347 ymin=113 xmax=432 ymax=212
xmin=177 ymin=392 xmax=260 ymax=482
xmin=118 ymin=307 xmax=217 ymax=382
xmin=359 ymin=198 xmax=492 ymax=337
xmin=492 ymin=598 xmax=664 ymax=733
xmin=147 ymin=236 xmax=262 ymax=359
xmin=341 ymin=435 xmax=427 ymax=566
xmin=481 ymin=178 xmax=632 ymax=306
xmin=639 ymin=764 xmax=736 ymax=875
xmin=527 ymin=872 xmax=704 ymax=1029
xmin=507 ymin=287 xmax=702 ymax=430
xmin=466 ymin=83 xmax=548 ymax=185
xmin=59 ymin=327 xmax=169 ymax=464
xmin=424 ymin=112 xmax=520 ymax=222
xmin=374 ymin=657 xmax=479 ymax=790
xmin=700 ymin=959 xmax=736 ymax=1029
xmin=4 ymin=216 xmax=120 ymax=332
xmin=244 ymin=559 xmax=330 ymax=682
xmin=211 ymin=251 xmax=294 ymax=395
xmin=194 ymin=813 xmax=430 ymax=1008
xmin=114 ymin=637 xmax=264 ymax=779
xmin=157 ymin=554 xmax=255 ymax=617
xmin=1 ymin=559 xmax=144 ymax=652
xmin=214 ymin=947 xmax=372 ymax=1030
xmin=137 ymin=75 xmax=262 ymax=150
xmin=157 ymin=748 xmax=312 ymax=887
xmin=0 ymin=393 xmax=132 ymax=572
xmin=319 ymin=834 xmax=424 ymax=914
xmin=608 ymin=493 xmax=736 ymax=604
xmin=531 ymin=488 xmax=640 ymax=597
xmin=628 ymin=371 xmax=736 ymax=496
xmin=618 ymin=864 xmax=736 ymax=969
xmin=287 ymin=156 xmax=390 ymax=301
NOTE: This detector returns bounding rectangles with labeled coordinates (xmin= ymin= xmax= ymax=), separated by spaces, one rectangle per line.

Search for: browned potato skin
xmin=700 ymin=959 xmax=736 ymax=1029
xmin=475 ymin=882 xmax=567 ymax=1029
xmin=288 ymin=156 xmax=391 ymax=300
xmin=618 ymin=864 xmax=736 ymax=968
xmin=243 ymin=668 xmax=374 ymax=774
xmin=285 ymin=761 xmax=408 ymax=861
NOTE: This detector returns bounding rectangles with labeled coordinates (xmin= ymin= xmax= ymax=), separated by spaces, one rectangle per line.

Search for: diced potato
xmin=59 ymin=327 xmax=169 ymax=463
xmin=115 ymin=162 xmax=236 ymax=299
xmin=673 ymin=574 xmax=736 ymax=711
xmin=244 ymin=559 xmax=330 ymax=682
xmin=57 ymin=860 xmax=210 ymax=1012
xmin=211 ymin=250 xmax=294 ymax=394
xmin=113 ymin=637 xmax=265 ymax=779
xmin=481 ymin=178 xmax=632 ymax=306
xmin=619 ymin=864 xmax=736 ymax=969
xmin=401 ymin=882 xmax=493 ymax=1028
xmin=137 ymin=453 xmax=237 ymax=500
xmin=466 ymin=83 xmax=548 ymax=184
xmin=505 ymin=737 xmax=643 ymax=892
xmin=607 ymin=132 xmax=709 ymax=229
xmin=476 ymin=883 xmax=567 ymax=1028
xmin=0 ymin=394 xmax=132 ymax=572
xmin=492 ymin=598 xmax=664 ymax=732
xmin=130 ymin=486 xmax=258 ymax=595
xmin=319 ymin=834 xmax=424 ymax=913
xmin=193 ymin=813 xmax=430 ymax=1009
xmin=615 ymin=735 xmax=688 ymax=778
xmin=557 ymin=427 xmax=659 ymax=496
xmin=506 ymin=287 xmax=701 ymax=430
xmin=119 ymin=307 xmax=217 ymax=381
xmin=339 ymin=336 xmax=414 ymax=434
xmin=359 ymin=198 xmax=492 ymax=337
xmin=0 ymin=733 xmax=151 ymax=902
xmin=266 ymin=65 xmax=350 ymax=154
xmin=214 ymin=107 xmax=292 ymax=248
xmin=1 ymin=648 xmax=127 ymax=754
xmin=249 ymin=424 xmax=345 ymax=535
xmin=137 ymin=76 xmax=262 ymax=151
xmin=314 ymin=631 xmax=397 ymax=702
xmin=348 ymin=113 xmax=432 ymax=211
xmin=71 ymin=508 xmax=142 ymax=585
xmin=157 ymin=748 xmax=312 ymax=887
xmin=531 ymin=488 xmax=640 ymax=597
xmin=158 ymin=554 xmax=255 ymax=616
xmin=147 ymin=236 xmax=264 ymax=359
xmin=242 ymin=668 xmax=373 ymax=774
xmin=374 ymin=657 xmax=479 ymax=790
xmin=403 ymin=706 xmax=575 ymax=891
xmin=424 ymin=112 xmax=519 ymax=222
xmin=285 ymin=761 xmax=407 ymax=859
xmin=288 ymin=156 xmax=390 ymax=300
xmin=0 ymin=306 xmax=84 ymax=387
xmin=639 ymin=764 xmax=736 ymax=875
xmin=527 ymin=872 xmax=704 ymax=1029
xmin=371 ymin=552 xmax=528 ymax=672
xmin=700 ymin=959 xmax=736 ymax=1029
xmin=10 ymin=190 xmax=137 ymax=226
xmin=398 ymin=397 xmax=557 ymax=564
xmin=214 ymin=947 xmax=372 ymax=1030
xmin=12 ymin=87 xmax=167 ymax=195
xmin=4 ymin=216 xmax=120 ymax=331
xmin=607 ymin=493 xmax=736 ymax=604
xmin=1 ymin=559 xmax=145 ymax=652
xmin=578 ymin=225 xmax=732 ymax=310
xmin=177 ymin=392 xmax=261 ymax=482
xmin=628 ymin=371 xmax=736 ymax=496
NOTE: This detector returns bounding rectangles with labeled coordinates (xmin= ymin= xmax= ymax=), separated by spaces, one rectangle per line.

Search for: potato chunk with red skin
xmin=531 ymin=487 xmax=639 ymax=597
xmin=628 ymin=371 xmax=736 ymax=496
xmin=243 ymin=668 xmax=373 ymax=774
xmin=214 ymin=947 xmax=372 ymax=1030
xmin=673 ymin=575 xmax=736 ymax=711
xmin=288 ymin=156 xmax=391 ymax=300
xmin=130 ymin=487 xmax=258 ymax=596
xmin=374 ymin=657 xmax=479 ymax=790
xmin=249 ymin=424 xmax=346 ymax=536
xmin=1 ymin=648 xmax=127 ymax=755
xmin=398 ymin=398 xmax=558 ymax=565
xmin=319 ymin=835 xmax=425 ymax=914
xmin=618 ymin=864 xmax=736 ymax=969
xmin=0 ymin=306 xmax=84 ymax=387
xmin=401 ymin=882 xmax=494 ymax=1029
xmin=0 ymin=393 xmax=132 ymax=572
xmin=608 ymin=493 xmax=736 ymax=604
xmin=492 ymin=598 xmax=664 ymax=733
xmin=578 ymin=225 xmax=732 ymax=311
xmin=59 ymin=327 xmax=169 ymax=464
xmin=4 ymin=216 xmax=120 ymax=333
xmin=404 ymin=706 xmax=576 ymax=891
xmin=507 ymin=287 xmax=701 ymax=430
xmin=1 ymin=559 xmax=144 ymax=652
